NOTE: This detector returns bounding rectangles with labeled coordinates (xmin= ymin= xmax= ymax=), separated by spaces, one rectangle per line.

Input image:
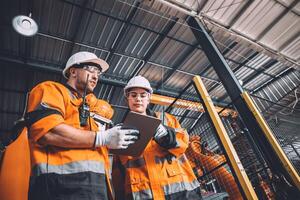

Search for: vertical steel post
xmin=193 ymin=75 xmax=258 ymax=200
xmin=187 ymin=16 xmax=300 ymax=191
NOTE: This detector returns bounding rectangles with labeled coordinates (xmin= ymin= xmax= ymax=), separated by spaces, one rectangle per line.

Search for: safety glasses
xmin=82 ymin=65 xmax=102 ymax=77
xmin=126 ymin=91 xmax=150 ymax=100
xmin=74 ymin=62 xmax=103 ymax=77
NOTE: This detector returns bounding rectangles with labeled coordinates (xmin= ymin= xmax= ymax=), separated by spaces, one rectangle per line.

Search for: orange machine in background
xmin=186 ymin=135 xmax=243 ymax=200
xmin=0 ymin=129 xmax=30 ymax=200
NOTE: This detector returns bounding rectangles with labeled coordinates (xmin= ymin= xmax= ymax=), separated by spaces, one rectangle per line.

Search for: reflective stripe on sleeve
xmin=178 ymin=154 xmax=188 ymax=163
xmin=131 ymin=188 xmax=153 ymax=200
xmin=163 ymin=179 xmax=200 ymax=196
xmin=131 ymin=179 xmax=200 ymax=199
xmin=32 ymin=160 xmax=106 ymax=176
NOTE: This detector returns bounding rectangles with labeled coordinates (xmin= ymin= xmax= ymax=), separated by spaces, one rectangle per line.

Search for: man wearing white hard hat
xmin=113 ymin=75 xmax=202 ymax=200
xmin=26 ymin=51 xmax=139 ymax=200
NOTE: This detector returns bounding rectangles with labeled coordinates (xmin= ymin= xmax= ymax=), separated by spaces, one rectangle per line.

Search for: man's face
xmin=126 ymin=88 xmax=150 ymax=115
xmin=71 ymin=65 xmax=101 ymax=93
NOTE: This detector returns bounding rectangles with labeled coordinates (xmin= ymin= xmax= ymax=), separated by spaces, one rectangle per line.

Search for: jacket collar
xmin=64 ymin=83 xmax=82 ymax=98
xmin=64 ymin=83 xmax=94 ymax=99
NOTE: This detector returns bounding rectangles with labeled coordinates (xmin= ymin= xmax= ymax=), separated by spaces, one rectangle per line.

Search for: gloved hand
xmin=95 ymin=125 xmax=139 ymax=149
xmin=154 ymin=124 xmax=177 ymax=149
xmin=154 ymin=124 xmax=168 ymax=140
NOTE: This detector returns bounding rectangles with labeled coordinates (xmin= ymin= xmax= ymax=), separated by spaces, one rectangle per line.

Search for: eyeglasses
xmin=82 ymin=65 xmax=102 ymax=77
xmin=127 ymin=92 xmax=150 ymax=100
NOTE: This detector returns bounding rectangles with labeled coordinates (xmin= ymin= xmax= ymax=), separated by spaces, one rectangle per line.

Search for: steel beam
xmin=58 ymin=0 xmax=278 ymax=76
xmin=266 ymin=83 xmax=300 ymax=115
xmin=0 ymin=57 xmax=228 ymax=107
xmin=278 ymin=30 xmax=300 ymax=52
xmin=155 ymin=42 xmax=199 ymax=89
xmin=272 ymin=0 xmax=299 ymax=16
xmin=178 ymin=109 xmax=190 ymax=124
xmin=206 ymin=53 xmax=278 ymax=102
xmin=252 ymin=67 xmax=295 ymax=93
xmin=193 ymin=76 xmax=257 ymax=200
xmin=129 ymin=16 xmax=178 ymax=78
xmin=243 ymin=59 xmax=278 ymax=86
xmin=227 ymin=0 xmax=254 ymax=28
xmin=186 ymin=16 xmax=300 ymax=191
xmin=256 ymin=0 xmax=299 ymax=41
xmin=200 ymin=41 xmax=238 ymax=76
xmin=106 ymin=1 xmax=140 ymax=63
xmin=64 ymin=0 xmax=91 ymax=65
xmin=60 ymin=0 xmax=198 ymax=49
xmin=197 ymin=0 xmax=209 ymax=11
xmin=207 ymin=51 xmax=259 ymax=94
xmin=242 ymin=92 xmax=300 ymax=191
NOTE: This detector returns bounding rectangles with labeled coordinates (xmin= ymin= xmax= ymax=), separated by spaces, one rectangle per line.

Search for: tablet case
xmin=110 ymin=111 xmax=161 ymax=157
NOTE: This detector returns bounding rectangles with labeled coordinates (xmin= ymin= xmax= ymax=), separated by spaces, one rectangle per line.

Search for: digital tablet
xmin=110 ymin=111 xmax=161 ymax=157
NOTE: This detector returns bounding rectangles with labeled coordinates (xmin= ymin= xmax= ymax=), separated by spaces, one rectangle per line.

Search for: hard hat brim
xmin=124 ymin=86 xmax=153 ymax=94
xmin=86 ymin=58 xmax=109 ymax=73
xmin=63 ymin=58 xmax=109 ymax=79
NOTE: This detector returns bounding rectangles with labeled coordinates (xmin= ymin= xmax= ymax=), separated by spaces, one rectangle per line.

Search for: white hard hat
xmin=124 ymin=75 xmax=153 ymax=94
xmin=63 ymin=51 xmax=109 ymax=78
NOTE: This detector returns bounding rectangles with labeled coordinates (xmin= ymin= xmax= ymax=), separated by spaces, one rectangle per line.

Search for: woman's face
xmin=126 ymin=88 xmax=150 ymax=115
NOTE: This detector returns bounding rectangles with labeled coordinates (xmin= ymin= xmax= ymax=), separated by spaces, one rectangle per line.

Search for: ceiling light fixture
xmin=12 ymin=13 xmax=38 ymax=37
xmin=238 ymin=80 xmax=244 ymax=86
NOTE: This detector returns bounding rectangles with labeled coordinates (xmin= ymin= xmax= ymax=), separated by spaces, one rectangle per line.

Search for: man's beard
xmin=77 ymin=79 xmax=93 ymax=94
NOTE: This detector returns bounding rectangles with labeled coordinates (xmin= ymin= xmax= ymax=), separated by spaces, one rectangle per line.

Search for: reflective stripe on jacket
xmin=27 ymin=81 xmax=114 ymax=199
xmin=119 ymin=112 xmax=201 ymax=200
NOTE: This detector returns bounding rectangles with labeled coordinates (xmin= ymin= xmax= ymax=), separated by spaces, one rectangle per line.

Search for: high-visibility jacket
xmin=27 ymin=81 xmax=114 ymax=200
xmin=117 ymin=111 xmax=201 ymax=200
xmin=0 ymin=129 xmax=30 ymax=200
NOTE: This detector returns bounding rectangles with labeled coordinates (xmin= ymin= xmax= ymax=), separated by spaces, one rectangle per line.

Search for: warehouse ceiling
xmin=0 ymin=0 xmax=299 ymax=132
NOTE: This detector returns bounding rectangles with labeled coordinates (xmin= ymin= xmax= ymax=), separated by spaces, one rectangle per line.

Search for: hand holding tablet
xmin=110 ymin=111 xmax=161 ymax=157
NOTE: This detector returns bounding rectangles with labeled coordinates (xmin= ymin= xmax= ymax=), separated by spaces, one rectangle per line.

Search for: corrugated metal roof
xmin=0 ymin=0 xmax=299 ymax=137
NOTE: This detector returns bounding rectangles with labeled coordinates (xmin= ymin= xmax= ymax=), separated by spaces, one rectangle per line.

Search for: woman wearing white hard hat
xmin=113 ymin=75 xmax=202 ymax=200
xmin=25 ymin=51 xmax=139 ymax=200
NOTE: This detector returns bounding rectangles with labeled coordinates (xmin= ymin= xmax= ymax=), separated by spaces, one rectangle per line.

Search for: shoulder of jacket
xmin=34 ymin=80 xmax=63 ymax=88
xmin=97 ymin=99 xmax=111 ymax=106
xmin=89 ymin=98 xmax=114 ymax=119
xmin=31 ymin=81 xmax=67 ymax=94
xmin=97 ymin=99 xmax=114 ymax=113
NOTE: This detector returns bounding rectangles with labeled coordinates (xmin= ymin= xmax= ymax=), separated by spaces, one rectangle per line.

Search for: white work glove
xmin=95 ymin=125 xmax=139 ymax=149
xmin=154 ymin=124 xmax=168 ymax=140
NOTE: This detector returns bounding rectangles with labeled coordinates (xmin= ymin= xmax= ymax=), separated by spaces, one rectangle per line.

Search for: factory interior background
xmin=0 ymin=0 xmax=299 ymax=199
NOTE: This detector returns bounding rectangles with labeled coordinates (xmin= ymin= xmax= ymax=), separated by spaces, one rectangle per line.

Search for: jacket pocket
xmin=128 ymin=169 xmax=148 ymax=185
xmin=166 ymin=161 xmax=183 ymax=177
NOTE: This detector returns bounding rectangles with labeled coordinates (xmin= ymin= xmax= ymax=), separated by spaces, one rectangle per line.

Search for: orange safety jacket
xmin=0 ymin=129 xmax=30 ymax=200
xmin=27 ymin=81 xmax=114 ymax=199
xmin=117 ymin=111 xmax=201 ymax=200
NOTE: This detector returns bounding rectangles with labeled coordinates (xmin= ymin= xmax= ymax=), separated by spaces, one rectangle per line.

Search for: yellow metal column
xmin=193 ymin=75 xmax=258 ymax=200
xmin=242 ymin=91 xmax=300 ymax=190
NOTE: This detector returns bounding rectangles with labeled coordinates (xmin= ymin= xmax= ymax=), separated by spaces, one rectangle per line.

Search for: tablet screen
xmin=110 ymin=111 xmax=161 ymax=157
